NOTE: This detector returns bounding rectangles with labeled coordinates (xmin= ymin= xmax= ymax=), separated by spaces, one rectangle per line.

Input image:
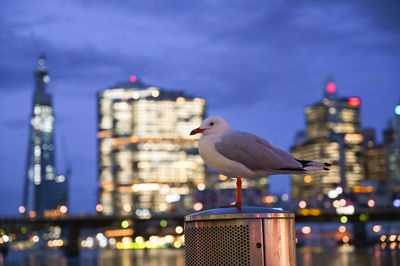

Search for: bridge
xmin=1 ymin=208 xmax=399 ymax=256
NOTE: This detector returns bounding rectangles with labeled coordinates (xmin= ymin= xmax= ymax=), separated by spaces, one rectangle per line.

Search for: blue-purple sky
xmin=1 ymin=0 xmax=399 ymax=216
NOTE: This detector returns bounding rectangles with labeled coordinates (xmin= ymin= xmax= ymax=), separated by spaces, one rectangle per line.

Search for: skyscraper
xmin=291 ymin=78 xmax=364 ymax=200
xmin=384 ymin=103 xmax=400 ymax=190
xmin=360 ymin=129 xmax=386 ymax=184
xmin=363 ymin=146 xmax=386 ymax=184
xmin=23 ymin=56 xmax=68 ymax=217
xmin=97 ymin=76 xmax=206 ymax=216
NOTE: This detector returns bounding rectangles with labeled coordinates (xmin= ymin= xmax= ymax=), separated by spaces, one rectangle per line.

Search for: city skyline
xmin=1 ymin=0 xmax=400 ymax=215
xmin=1 ymin=59 xmax=398 ymax=216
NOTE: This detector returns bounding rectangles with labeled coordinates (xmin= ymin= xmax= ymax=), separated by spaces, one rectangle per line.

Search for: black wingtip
xmin=324 ymin=162 xmax=332 ymax=167
xmin=323 ymin=167 xmax=330 ymax=171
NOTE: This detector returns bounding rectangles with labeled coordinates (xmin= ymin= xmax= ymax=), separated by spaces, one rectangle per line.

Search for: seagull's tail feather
xmin=271 ymin=166 xmax=329 ymax=175
xmin=296 ymin=159 xmax=331 ymax=170
xmin=270 ymin=159 xmax=331 ymax=175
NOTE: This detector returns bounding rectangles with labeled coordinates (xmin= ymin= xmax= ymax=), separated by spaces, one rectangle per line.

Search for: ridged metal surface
xmin=185 ymin=224 xmax=251 ymax=266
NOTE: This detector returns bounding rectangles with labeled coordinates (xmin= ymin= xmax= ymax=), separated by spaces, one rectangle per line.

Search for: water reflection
xmin=2 ymin=249 xmax=185 ymax=266
xmin=2 ymin=246 xmax=400 ymax=266
xmin=97 ymin=249 xmax=184 ymax=266
xmin=297 ymin=245 xmax=400 ymax=266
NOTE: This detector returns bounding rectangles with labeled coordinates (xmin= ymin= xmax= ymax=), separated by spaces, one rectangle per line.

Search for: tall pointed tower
xmin=23 ymin=56 xmax=68 ymax=217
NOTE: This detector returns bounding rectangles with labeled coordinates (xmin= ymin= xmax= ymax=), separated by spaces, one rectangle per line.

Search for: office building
xmin=291 ymin=139 xmax=341 ymax=200
xmin=360 ymin=129 xmax=386 ymax=184
xmin=97 ymin=76 xmax=206 ymax=216
xmin=363 ymin=145 xmax=386 ymax=184
xmin=291 ymin=78 xmax=364 ymax=200
xmin=384 ymin=104 xmax=400 ymax=191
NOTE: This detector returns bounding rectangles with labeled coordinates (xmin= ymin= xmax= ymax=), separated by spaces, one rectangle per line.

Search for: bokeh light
xmin=193 ymin=202 xmax=203 ymax=211
xmin=339 ymin=225 xmax=346 ymax=233
xmin=326 ymin=81 xmax=336 ymax=93
xmin=129 ymin=75 xmax=137 ymax=83
xmin=301 ymin=226 xmax=311 ymax=234
xmin=298 ymin=200 xmax=307 ymax=209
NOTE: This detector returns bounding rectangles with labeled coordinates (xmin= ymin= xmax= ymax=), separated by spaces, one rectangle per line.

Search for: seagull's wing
xmin=215 ymin=130 xmax=302 ymax=171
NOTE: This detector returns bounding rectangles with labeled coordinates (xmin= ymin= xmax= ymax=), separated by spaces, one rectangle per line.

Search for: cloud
xmin=2 ymin=0 xmax=399 ymax=105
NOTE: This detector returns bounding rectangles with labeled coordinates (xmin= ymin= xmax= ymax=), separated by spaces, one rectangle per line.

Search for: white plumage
xmin=191 ymin=115 xmax=329 ymax=179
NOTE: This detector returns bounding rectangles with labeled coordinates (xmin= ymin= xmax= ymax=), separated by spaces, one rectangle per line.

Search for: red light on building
xmin=129 ymin=75 xmax=137 ymax=83
xmin=326 ymin=81 xmax=336 ymax=93
xmin=348 ymin=97 xmax=360 ymax=107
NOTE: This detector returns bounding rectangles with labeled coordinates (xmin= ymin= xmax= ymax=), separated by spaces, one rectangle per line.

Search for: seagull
xmin=190 ymin=116 xmax=330 ymax=210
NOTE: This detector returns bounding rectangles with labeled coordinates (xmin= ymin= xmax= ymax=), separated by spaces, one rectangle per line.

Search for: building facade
xmin=363 ymin=146 xmax=387 ymax=183
xmin=97 ymin=77 xmax=206 ymax=216
xmin=291 ymin=139 xmax=341 ymax=200
xmin=384 ymin=104 xmax=400 ymax=191
xmin=23 ymin=56 xmax=68 ymax=217
xmin=291 ymin=78 xmax=364 ymax=200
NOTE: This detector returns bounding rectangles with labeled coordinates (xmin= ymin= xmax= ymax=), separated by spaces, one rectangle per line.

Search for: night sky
xmin=1 ymin=0 xmax=399 ymax=216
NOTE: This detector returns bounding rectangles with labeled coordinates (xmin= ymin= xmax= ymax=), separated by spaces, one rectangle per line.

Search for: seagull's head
xmin=190 ymin=116 xmax=231 ymax=136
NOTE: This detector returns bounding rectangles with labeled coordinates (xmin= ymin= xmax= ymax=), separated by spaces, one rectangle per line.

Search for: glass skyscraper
xmin=97 ymin=76 xmax=206 ymax=216
xmin=291 ymin=78 xmax=364 ymax=200
xmin=23 ymin=56 xmax=68 ymax=217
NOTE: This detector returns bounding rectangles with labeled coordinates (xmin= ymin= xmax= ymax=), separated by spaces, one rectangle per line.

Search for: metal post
xmin=184 ymin=206 xmax=296 ymax=266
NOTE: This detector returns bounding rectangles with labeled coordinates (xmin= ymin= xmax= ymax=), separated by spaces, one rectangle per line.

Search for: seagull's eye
xmin=210 ymin=122 xmax=214 ymax=126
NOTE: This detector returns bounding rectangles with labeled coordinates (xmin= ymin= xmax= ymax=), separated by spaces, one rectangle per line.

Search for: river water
xmin=1 ymin=245 xmax=399 ymax=266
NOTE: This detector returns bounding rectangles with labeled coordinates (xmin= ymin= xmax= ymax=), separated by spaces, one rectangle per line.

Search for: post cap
xmin=185 ymin=206 xmax=295 ymax=222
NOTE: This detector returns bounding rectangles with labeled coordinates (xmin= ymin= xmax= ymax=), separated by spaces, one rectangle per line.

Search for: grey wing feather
xmin=215 ymin=131 xmax=302 ymax=171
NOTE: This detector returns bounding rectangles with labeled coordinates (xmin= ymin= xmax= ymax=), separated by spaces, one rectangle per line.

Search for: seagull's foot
xmin=220 ymin=202 xmax=242 ymax=211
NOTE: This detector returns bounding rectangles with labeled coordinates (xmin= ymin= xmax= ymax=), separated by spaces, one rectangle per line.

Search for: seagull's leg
xmin=221 ymin=177 xmax=242 ymax=211
xmin=236 ymin=177 xmax=242 ymax=209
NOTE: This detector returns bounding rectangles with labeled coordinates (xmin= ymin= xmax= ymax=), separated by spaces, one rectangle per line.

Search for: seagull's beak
xmin=190 ymin=127 xmax=205 ymax=135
